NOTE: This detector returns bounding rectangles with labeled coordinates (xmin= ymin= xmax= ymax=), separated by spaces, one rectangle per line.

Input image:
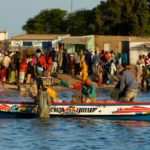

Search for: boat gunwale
xmin=0 ymin=100 xmax=35 ymax=105
xmin=52 ymin=101 xmax=150 ymax=106
xmin=0 ymin=100 xmax=150 ymax=106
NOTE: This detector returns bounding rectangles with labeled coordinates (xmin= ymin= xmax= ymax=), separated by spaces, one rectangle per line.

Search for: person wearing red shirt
xmin=39 ymin=54 xmax=47 ymax=69
xmin=0 ymin=66 xmax=6 ymax=88
xmin=19 ymin=58 xmax=27 ymax=84
xmin=104 ymin=51 xmax=110 ymax=62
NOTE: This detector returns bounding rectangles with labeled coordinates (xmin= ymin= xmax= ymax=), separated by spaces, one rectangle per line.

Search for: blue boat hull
xmin=0 ymin=111 xmax=37 ymax=118
xmin=50 ymin=114 xmax=150 ymax=121
xmin=0 ymin=101 xmax=150 ymax=121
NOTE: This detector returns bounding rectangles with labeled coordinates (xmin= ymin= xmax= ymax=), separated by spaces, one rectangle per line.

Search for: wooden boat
xmin=51 ymin=101 xmax=150 ymax=121
xmin=1 ymin=99 xmax=150 ymax=121
xmin=0 ymin=100 xmax=37 ymax=118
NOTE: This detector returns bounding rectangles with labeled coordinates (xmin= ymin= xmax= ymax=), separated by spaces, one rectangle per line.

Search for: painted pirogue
xmin=0 ymin=98 xmax=150 ymax=121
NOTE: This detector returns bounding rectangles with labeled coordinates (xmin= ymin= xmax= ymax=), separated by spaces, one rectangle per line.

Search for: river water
xmin=0 ymin=89 xmax=150 ymax=150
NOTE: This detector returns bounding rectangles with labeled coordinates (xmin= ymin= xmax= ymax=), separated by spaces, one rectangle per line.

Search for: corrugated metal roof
xmin=11 ymin=34 xmax=68 ymax=40
xmin=60 ymin=36 xmax=90 ymax=44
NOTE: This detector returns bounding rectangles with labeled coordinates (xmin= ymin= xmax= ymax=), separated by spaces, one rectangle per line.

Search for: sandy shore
xmin=2 ymin=73 xmax=116 ymax=92
xmin=3 ymin=65 xmax=137 ymax=92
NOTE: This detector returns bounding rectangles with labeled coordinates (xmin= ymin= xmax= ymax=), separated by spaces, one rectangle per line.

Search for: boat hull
xmin=0 ymin=101 xmax=37 ymax=118
xmin=50 ymin=102 xmax=150 ymax=121
xmin=50 ymin=114 xmax=150 ymax=121
xmin=0 ymin=100 xmax=150 ymax=121
xmin=0 ymin=111 xmax=37 ymax=118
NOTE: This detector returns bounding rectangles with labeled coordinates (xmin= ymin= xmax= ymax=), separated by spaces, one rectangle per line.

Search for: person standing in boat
xmin=81 ymin=79 xmax=96 ymax=103
xmin=118 ymin=66 xmax=138 ymax=102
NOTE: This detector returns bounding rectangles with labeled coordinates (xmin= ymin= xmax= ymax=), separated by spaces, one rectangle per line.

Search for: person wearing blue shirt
xmin=81 ymin=79 xmax=96 ymax=103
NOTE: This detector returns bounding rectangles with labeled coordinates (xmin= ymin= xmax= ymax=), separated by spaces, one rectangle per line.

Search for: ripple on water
xmin=0 ymin=119 xmax=150 ymax=150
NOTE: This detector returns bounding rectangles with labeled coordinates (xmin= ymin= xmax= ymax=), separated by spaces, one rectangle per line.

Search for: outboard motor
xmin=37 ymin=91 xmax=51 ymax=118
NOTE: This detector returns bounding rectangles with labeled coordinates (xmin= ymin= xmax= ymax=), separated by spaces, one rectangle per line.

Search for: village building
xmin=95 ymin=35 xmax=150 ymax=65
xmin=129 ymin=36 xmax=150 ymax=65
xmin=11 ymin=34 xmax=70 ymax=51
xmin=0 ymin=31 xmax=9 ymax=50
xmin=10 ymin=33 xmax=150 ymax=65
xmin=59 ymin=35 xmax=95 ymax=53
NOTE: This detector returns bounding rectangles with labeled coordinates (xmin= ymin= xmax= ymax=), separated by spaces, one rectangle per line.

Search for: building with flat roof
xmin=11 ymin=34 xmax=70 ymax=51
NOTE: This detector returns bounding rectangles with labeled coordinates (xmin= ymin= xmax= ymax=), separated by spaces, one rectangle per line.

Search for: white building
xmin=11 ymin=34 xmax=70 ymax=51
xmin=0 ymin=31 xmax=8 ymax=41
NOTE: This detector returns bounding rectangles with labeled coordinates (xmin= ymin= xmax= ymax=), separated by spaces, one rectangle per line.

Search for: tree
xmin=66 ymin=9 xmax=96 ymax=35
xmin=22 ymin=9 xmax=67 ymax=34
xmin=97 ymin=0 xmax=150 ymax=35
xmin=91 ymin=6 xmax=104 ymax=34
xmin=22 ymin=1 xmax=150 ymax=36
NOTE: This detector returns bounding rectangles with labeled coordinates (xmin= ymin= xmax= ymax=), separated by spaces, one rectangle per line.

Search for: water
xmin=0 ymin=89 xmax=150 ymax=150
xmin=58 ymin=88 xmax=150 ymax=102
xmin=1 ymin=118 xmax=150 ymax=150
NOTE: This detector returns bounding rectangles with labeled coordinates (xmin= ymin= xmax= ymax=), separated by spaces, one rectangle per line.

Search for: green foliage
xmin=97 ymin=0 xmax=150 ymax=35
xmin=22 ymin=9 xmax=67 ymax=34
xmin=22 ymin=0 xmax=150 ymax=36
xmin=66 ymin=9 xmax=96 ymax=35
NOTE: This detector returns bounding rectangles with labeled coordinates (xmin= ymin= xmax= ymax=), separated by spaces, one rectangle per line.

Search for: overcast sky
xmin=0 ymin=0 xmax=101 ymax=37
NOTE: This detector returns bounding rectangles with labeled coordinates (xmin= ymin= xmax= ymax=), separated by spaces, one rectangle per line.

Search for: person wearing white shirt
xmin=110 ymin=60 xmax=116 ymax=84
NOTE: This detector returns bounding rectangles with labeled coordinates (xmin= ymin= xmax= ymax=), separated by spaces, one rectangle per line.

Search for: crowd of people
xmin=0 ymin=48 xmax=125 ymax=87
xmin=0 ymin=47 xmax=149 ymax=102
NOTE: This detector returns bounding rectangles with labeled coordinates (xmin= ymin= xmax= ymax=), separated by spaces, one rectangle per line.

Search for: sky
xmin=0 ymin=0 xmax=101 ymax=37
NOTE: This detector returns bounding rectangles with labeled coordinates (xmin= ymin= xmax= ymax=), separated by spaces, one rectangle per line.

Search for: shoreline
xmin=2 ymin=73 xmax=116 ymax=92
